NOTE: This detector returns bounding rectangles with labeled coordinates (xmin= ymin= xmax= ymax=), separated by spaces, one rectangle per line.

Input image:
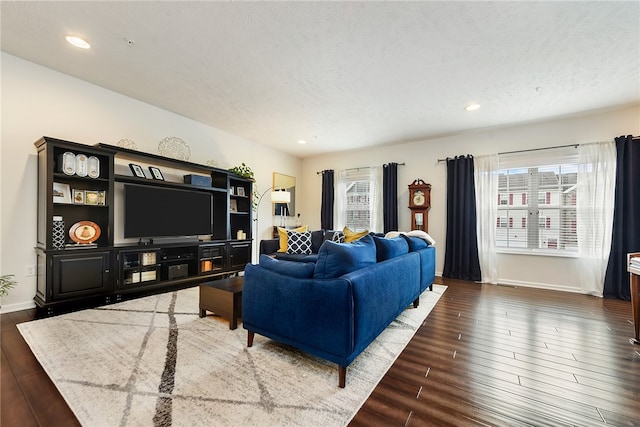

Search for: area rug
xmin=18 ymin=284 xmax=446 ymax=427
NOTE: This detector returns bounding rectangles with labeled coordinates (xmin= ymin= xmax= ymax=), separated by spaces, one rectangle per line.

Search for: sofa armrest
xmin=242 ymin=264 xmax=355 ymax=363
xmin=415 ymin=246 xmax=436 ymax=292
xmin=259 ymin=238 xmax=280 ymax=255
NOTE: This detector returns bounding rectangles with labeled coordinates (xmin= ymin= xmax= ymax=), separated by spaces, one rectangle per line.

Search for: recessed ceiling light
xmin=297 ymin=139 xmax=307 ymax=144
xmin=465 ymin=104 xmax=480 ymax=111
xmin=65 ymin=35 xmax=91 ymax=49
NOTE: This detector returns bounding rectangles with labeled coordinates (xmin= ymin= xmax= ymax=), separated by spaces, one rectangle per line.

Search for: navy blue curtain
xmin=321 ymin=169 xmax=334 ymax=230
xmin=443 ymin=155 xmax=482 ymax=281
xmin=603 ymin=135 xmax=640 ymax=300
xmin=383 ymin=162 xmax=398 ymax=233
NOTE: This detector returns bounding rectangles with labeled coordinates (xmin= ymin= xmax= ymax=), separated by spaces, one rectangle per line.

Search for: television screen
xmin=124 ymin=184 xmax=213 ymax=238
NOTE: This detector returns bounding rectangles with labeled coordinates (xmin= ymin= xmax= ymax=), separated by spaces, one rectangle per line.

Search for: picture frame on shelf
xmin=97 ymin=191 xmax=106 ymax=206
xmin=230 ymin=199 xmax=238 ymax=212
xmin=53 ymin=182 xmax=71 ymax=204
xmin=149 ymin=166 xmax=164 ymax=180
xmin=85 ymin=190 xmax=99 ymax=205
xmin=129 ymin=163 xmax=146 ymax=178
xmin=73 ymin=189 xmax=85 ymax=204
xmin=230 ymin=186 xmax=235 ymax=195
xmin=237 ymin=187 xmax=245 ymax=197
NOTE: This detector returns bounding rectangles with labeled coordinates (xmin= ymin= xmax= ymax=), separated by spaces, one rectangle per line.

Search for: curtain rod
xmin=437 ymin=143 xmax=579 ymax=163
xmin=316 ymin=162 xmax=405 ymax=174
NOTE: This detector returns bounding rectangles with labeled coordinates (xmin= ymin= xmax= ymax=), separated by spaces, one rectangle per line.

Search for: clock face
xmin=413 ymin=190 xmax=425 ymax=206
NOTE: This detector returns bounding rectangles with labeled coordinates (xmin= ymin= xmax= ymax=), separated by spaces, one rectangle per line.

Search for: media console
xmin=34 ymin=136 xmax=253 ymax=314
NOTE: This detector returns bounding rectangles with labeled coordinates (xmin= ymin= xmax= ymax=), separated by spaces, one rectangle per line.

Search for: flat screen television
xmin=124 ymin=184 xmax=213 ymax=238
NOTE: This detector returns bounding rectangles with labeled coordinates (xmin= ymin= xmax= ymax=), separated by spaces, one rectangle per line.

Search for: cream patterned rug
xmin=18 ymin=284 xmax=446 ymax=427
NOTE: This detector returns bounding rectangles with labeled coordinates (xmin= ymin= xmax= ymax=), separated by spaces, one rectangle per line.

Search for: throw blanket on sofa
xmin=385 ymin=230 xmax=436 ymax=246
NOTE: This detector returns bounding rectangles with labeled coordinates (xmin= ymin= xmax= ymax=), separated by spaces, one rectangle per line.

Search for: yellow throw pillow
xmin=277 ymin=225 xmax=308 ymax=252
xmin=343 ymin=226 xmax=369 ymax=242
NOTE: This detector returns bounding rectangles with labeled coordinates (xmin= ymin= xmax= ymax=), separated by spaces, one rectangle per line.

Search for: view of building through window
xmin=496 ymin=164 xmax=577 ymax=252
xmin=345 ymin=180 xmax=372 ymax=230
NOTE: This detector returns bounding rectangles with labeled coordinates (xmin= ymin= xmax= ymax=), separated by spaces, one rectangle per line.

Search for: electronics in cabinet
xmin=168 ymin=264 xmax=189 ymax=280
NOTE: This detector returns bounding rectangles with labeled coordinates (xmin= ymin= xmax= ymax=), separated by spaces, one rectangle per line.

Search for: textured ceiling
xmin=2 ymin=1 xmax=639 ymax=158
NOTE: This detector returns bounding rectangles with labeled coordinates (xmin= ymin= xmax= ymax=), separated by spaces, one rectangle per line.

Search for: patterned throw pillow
xmin=331 ymin=231 xmax=345 ymax=243
xmin=277 ymin=225 xmax=308 ymax=252
xmin=286 ymin=230 xmax=312 ymax=254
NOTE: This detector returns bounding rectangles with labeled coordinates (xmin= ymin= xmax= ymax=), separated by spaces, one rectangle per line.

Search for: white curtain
xmin=474 ymin=155 xmax=499 ymax=284
xmin=576 ymin=141 xmax=617 ymax=296
xmin=335 ymin=169 xmax=348 ymax=230
xmin=370 ymin=167 xmax=383 ymax=231
xmin=335 ymin=167 xmax=383 ymax=231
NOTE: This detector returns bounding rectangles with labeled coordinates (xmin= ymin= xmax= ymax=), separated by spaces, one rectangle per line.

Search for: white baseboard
xmin=435 ymin=272 xmax=584 ymax=294
xmin=0 ymin=300 xmax=36 ymax=314
xmin=495 ymin=278 xmax=583 ymax=294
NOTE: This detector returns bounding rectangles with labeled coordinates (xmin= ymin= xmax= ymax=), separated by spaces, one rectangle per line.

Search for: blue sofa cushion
xmin=313 ymin=234 xmax=377 ymax=279
xmin=310 ymin=230 xmax=326 ymax=253
xmin=259 ymin=254 xmax=316 ymax=279
xmin=400 ymin=234 xmax=429 ymax=251
xmin=274 ymin=253 xmax=318 ymax=263
xmin=286 ymin=230 xmax=312 ymax=254
xmin=373 ymin=236 xmax=409 ymax=262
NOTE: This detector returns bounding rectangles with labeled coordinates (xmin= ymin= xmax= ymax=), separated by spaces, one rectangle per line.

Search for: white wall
xmin=0 ymin=53 xmax=300 ymax=312
xmin=300 ymin=104 xmax=640 ymax=293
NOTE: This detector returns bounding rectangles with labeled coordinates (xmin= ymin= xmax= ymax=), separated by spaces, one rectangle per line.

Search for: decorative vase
xmin=295 ymin=213 xmax=302 ymax=227
xmin=52 ymin=216 xmax=65 ymax=249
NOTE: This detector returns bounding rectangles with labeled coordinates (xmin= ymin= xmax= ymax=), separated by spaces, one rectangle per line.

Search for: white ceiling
xmin=2 ymin=1 xmax=639 ymax=158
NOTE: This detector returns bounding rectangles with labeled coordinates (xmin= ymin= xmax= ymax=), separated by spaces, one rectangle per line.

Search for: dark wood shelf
xmin=53 ymin=172 xmax=110 ymax=183
xmin=97 ymin=143 xmax=246 ymax=179
xmin=114 ymin=174 xmax=227 ymax=193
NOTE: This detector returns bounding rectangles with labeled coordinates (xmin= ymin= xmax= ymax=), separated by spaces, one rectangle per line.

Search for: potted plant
xmin=229 ymin=163 xmax=259 ymax=212
xmin=0 ymin=274 xmax=17 ymax=299
xmin=228 ymin=163 xmax=254 ymax=180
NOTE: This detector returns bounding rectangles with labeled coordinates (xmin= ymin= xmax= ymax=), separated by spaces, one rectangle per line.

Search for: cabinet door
xmin=228 ymin=242 xmax=251 ymax=271
xmin=51 ymin=252 xmax=111 ymax=300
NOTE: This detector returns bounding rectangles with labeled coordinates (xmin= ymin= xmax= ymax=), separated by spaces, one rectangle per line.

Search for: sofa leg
xmin=413 ymin=297 xmax=420 ymax=308
xmin=338 ymin=365 xmax=346 ymax=388
xmin=247 ymin=331 xmax=254 ymax=347
xmin=429 ymin=283 xmax=433 ymax=291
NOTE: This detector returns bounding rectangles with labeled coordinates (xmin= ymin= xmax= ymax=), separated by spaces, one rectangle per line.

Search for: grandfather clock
xmin=408 ymin=179 xmax=431 ymax=232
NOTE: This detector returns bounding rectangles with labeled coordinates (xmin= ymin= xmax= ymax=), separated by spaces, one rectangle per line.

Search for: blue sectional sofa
xmin=242 ymin=233 xmax=436 ymax=387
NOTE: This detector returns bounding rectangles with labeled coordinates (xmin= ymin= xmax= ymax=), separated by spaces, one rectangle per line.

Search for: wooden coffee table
xmin=199 ymin=276 xmax=243 ymax=329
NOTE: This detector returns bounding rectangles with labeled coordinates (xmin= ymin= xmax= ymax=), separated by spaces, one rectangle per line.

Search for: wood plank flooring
xmin=351 ymin=278 xmax=640 ymax=427
xmin=2 ymin=277 xmax=639 ymax=426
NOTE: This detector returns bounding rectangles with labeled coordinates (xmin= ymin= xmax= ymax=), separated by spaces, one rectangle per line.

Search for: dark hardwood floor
xmin=2 ymin=278 xmax=639 ymax=426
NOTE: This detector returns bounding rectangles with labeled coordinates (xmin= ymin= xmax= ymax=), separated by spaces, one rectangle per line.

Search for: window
xmin=336 ymin=167 xmax=382 ymax=231
xmin=345 ymin=180 xmax=371 ymax=230
xmin=496 ymin=148 xmax=578 ymax=254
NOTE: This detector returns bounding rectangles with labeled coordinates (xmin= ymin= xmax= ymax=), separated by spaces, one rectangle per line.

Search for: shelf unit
xmin=34 ymin=136 xmax=253 ymax=314
xmin=229 ymin=177 xmax=252 ymax=241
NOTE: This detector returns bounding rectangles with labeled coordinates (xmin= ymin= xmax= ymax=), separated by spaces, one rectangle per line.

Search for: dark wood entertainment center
xmin=34 ymin=136 xmax=253 ymax=314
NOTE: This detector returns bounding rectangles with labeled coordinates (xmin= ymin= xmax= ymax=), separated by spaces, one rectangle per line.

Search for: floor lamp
xmin=254 ymin=187 xmax=291 ymax=262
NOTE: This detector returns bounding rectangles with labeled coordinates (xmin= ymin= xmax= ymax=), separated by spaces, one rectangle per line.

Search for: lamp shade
xmin=270 ymin=190 xmax=291 ymax=204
